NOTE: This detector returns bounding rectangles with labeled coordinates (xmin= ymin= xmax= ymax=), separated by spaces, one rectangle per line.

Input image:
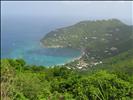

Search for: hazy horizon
xmin=1 ymin=1 xmax=133 ymax=25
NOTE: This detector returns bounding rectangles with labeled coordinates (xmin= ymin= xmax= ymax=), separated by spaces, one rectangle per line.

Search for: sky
xmin=1 ymin=1 xmax=133 ymax=25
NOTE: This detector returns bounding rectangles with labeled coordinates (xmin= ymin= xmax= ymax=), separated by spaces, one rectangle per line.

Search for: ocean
xmin=1 ymin=17 xmax=81 ymax=66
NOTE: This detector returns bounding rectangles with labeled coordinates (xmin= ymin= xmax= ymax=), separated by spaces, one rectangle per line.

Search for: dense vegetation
xmin=1 ymin=49 xmax=133 ymax=100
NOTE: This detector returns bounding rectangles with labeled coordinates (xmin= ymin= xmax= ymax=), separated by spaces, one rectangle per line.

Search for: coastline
xmin=40 ymin=41 xmax=85 ymax=67
xmin=55 ymin=51 xmax=85 ymax=67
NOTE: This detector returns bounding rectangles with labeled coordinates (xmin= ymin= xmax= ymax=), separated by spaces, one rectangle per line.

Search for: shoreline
xmin=40 ymin=41 xmax=85 ymax=67
xmin=54 ymin=51 xmax=85 ymax=67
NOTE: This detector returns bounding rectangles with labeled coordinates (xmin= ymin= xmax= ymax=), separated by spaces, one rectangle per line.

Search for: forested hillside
xmin=41 ymin=19 xmax=133 ymax=69
xmin=41 ymin=19 xmax=132 ymax=53
xmin=1 ymin=49 xmax=133 ymax=100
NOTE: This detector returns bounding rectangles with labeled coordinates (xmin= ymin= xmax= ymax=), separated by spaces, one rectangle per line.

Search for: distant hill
xmin=41 ymin=19 xmax=133 ymax=60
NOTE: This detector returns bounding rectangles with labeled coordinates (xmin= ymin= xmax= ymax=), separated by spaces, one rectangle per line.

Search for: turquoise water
xmin=1 ymin=18 xmax=81 ymax=66
xmin=1 ymin=36 xmax=81 ymax=66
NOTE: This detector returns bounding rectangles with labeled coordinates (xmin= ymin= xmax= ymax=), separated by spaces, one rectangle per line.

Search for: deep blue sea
xmin=1 ymin=18 xmax=81 ymax=66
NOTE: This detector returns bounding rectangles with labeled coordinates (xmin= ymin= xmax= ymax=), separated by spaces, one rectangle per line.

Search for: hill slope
xmin=1 ymin=56 xmax=133 ymax=99
xmin=41 ymin=19 xmax=133 ymax=60
xmin=65 ymin=48 xmax=133 ymax=70
xmin=87 ymin=48 xmax=133 ymax=74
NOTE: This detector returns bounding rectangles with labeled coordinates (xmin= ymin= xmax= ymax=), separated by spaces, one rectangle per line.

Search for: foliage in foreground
xmin=1 ymin=58 xmax=133 ymax=100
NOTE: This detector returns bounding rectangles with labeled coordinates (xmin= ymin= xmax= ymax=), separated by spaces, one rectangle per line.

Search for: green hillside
xmin=41 ymin=19 xmax=132 ymax=51
xmin=41 ymin=19 xmax=133 ymax=64
xmin=64 ymin=47 xmax=133 ymax=70
xmin=1 ymin=52 xmax=133 ymax=100
xmin=86 ymin=48 xmax=133 ymax=74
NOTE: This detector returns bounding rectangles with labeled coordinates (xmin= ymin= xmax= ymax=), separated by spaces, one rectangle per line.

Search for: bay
xmin=1 ymin=18 xmax=81 ymax=66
